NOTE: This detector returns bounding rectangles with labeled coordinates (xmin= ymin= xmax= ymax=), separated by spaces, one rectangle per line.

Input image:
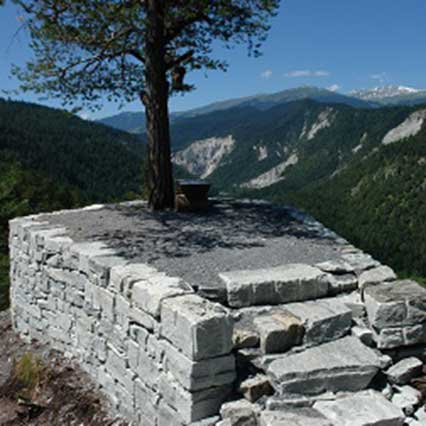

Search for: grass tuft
xmin=12 ymin=352 xmax=44 ymax=399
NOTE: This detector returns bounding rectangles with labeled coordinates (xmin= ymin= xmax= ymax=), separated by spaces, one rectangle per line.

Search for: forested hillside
xmin=170 ymin=100 xmax=416 ymax=189
xmin=166 ymin=99 xmax=426 ymax=279
xmin=0 ymin=98 xmax=144 ymax=200
xmin=279 ymin=130 xmax=426 ymax=279
xmin=0 ymin=156 xmax=86 ymax=310
xmin=0 ymin=98 xmax=147 ymax=310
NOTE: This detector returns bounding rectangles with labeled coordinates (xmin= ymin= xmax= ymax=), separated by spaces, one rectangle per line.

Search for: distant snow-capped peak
xmin=350 ymin=85 xmax=422 ymax=100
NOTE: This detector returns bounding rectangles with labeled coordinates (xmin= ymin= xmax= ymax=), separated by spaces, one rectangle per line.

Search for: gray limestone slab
xmin=190 ymin=416 xmax=220 ymax=426
xmin=110 ymin=262 xmax=159 ymax=294
xmin=220 ymin=399 xmax=259 ymax=426
xmin=365 ymin=280 xmax=426 ymax=349
xmin=341 ymin=252 xmax=380 ymax=274
xmin=267 ymin=336 xmax=380 ymax=395
xmin=232 ymin=328 xmax=259 ymax=350
xmin=161 ymin=294 xmax=233 ymax=361
xmin=158 ymin=372 xmax=232 ymax=423
xmin=391 ymin=385 xmax=422 ymax=416
xmin=157 ymin=400 xmax=185 ymax=426
xmin=132 ymin=274 xmax=193 ymax=318
xmin=254 ymin=312 xmax=304 ymax=354
xmin=337 ymin=291 xmax=365 ymax=318
xmin=359 ymin=265 xmax=396 ymax=292
xmin=220 ymin=263 xmax=330 ymax=308
xmin=69 ymin=241 xmax=116 ymax=274
xmin=352 ymin=325 xmax=374 ymax=347
xmin=162 ymin=340 xmax=236 ymax=391
xmin=327 ymin=273 xmax=358 ymax=296
xmin=366 ymin=280 xmax=426 ymax=327
xmin=386 ymin=357 xmax=423 ymax=385
xmin=314 ymin=390 xmax=405 ymax=426
xmin=238 ymin=374 xmax=273 ymax=402
xmin=265 ymin=392 xmax=336 ymax=410
xmin=316 ymin=259 xmax=355 ymax=274
xmin=284 ymin=297 xmax=353 ymax=347
xmin=134 ymin=378 xmax=160 ymax=425
xmin=259 ymin=408 xmax=332 ymax=426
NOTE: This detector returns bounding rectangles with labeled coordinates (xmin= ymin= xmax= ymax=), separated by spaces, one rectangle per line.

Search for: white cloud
xmin=285 ymin=70 xmax=311 ymax=77
xmin=260 ymin=69 xmax=273 ymax=79
xmin=285 ymin=70 xmax=330 ymax=78
xmin=371 ymin=72 xmax=388 ymax=85
xmin=314 ymin=70 xmax=330 ymax=77
xmin=327 ymin=84 xmax=341 ymax=92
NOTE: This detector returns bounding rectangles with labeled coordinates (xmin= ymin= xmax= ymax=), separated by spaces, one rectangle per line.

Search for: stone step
xmin=219 ymin=264 xmax=330 ymax=308
xmin=232 ymin=297 xmax=353 ymax=355
xmin=284 ymin=297 xmax=352 ymax=348
xmin=267 ymin=336 xmax=381 ymax=396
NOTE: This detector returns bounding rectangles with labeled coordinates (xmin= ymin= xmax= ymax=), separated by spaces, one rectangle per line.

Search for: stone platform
xmin=39 ymin=199 xmax=344 ymax=302
xmin=8 ymin=199 xmax=426 ymax=426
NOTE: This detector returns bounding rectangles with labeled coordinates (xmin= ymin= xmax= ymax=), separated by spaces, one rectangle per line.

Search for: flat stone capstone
xmin=267 ymin=336 xmax=381 ymax=395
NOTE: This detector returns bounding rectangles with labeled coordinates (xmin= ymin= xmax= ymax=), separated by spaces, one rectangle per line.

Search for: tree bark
xmin=143 ymin=0 xmax=174 ymax=210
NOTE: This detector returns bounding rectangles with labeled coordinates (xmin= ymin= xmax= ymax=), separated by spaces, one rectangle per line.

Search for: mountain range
xmin=98 ymin=85 xmax=426 ymax=134
xmin=351 ymin=85 xmax=426 ymax=106
xmin=98 ymin=86 xmax=376 ymax=133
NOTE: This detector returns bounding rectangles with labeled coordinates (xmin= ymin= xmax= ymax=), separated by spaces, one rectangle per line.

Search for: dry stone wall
xmin=9 ymin=201 xmax=426 ymax=426
xmin=9 ymin=208 xmax=236 ymax=425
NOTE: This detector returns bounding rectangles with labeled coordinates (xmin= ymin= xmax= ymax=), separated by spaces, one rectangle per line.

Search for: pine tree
xmin=12 ymin=0 xmax=279 ymax=209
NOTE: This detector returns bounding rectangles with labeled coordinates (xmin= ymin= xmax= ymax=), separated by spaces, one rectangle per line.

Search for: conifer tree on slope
xmin=12 ymin=0 xmax=279 ymax=209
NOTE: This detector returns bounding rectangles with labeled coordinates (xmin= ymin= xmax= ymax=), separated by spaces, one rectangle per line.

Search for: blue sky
xmin=1 ymin=0 xmax=426 ymax=119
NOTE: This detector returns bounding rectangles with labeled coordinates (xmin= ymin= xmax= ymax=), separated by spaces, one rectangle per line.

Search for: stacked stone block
xmin=364 ymin=280 xmax=426 ymax=349
xmin=9 ymin=214 xmax=236 ymax=425
xmin=9 ymin=202 xmax=426 ymax=426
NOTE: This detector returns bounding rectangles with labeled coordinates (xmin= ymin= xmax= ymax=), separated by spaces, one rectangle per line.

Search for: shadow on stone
xmin=95 ymin=200 xmax=332 ymax=262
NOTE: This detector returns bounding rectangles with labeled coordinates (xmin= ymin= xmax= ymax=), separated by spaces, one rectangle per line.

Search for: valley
xmin=156 ymin=92 xmax=426 ymax=279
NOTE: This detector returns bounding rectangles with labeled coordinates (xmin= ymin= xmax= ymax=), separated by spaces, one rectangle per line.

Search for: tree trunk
xmin=143 ymin=0 xmax=174 ymax=210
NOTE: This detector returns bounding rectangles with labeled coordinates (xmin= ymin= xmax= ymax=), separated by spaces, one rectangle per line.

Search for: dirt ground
xmin=0 ymin=310 xmax=128 ymax=426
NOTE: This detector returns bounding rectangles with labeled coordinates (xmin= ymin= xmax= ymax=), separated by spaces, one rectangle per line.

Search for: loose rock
xmin=386 ymin=357 xmax=423 ymax=385
xmin=233 ymin=329 xmax=260 ymax=350
xmin=314 ymin=390 xmax=405 ymax=426
xmin=267 ymin=336 xmax=380 ymax=395
xmin=238 ymin=374 xmax=274 ymax=402
xmin=220 ymin=399 xmax=258 ymax=426
xmin=391 ymin=385 xmax=422 ymax=416
xmin=259 ymin=408 xmax=332 ymax=426
xmin=352 ymin=325 xmax=374 ymax=347
xmin=254 ymin=312 xmax=304 ymax=354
